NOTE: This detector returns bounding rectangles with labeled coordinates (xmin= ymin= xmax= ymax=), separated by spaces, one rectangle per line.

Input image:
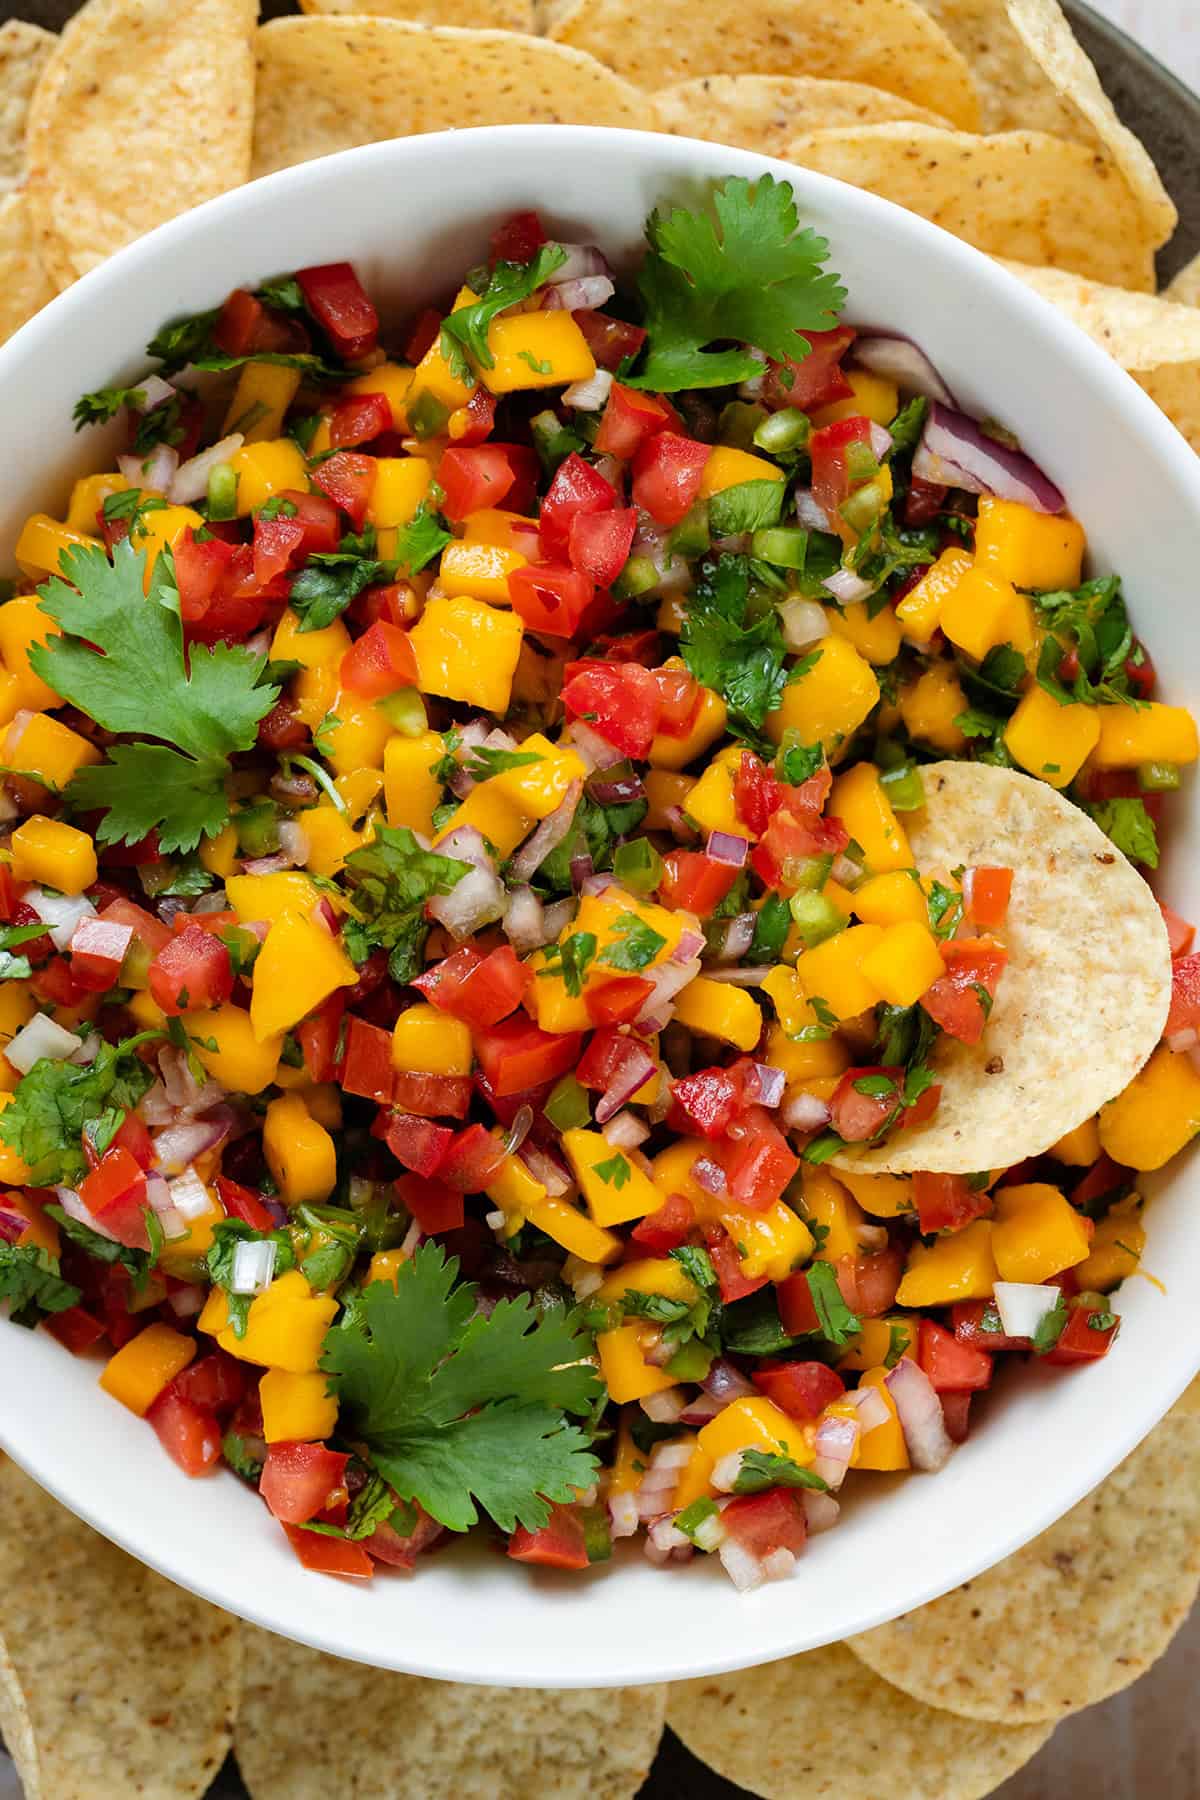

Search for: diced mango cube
xmin=270 ymin=609 xmax=352 ymax=671
xmin=433 ymin=780 xmax=532 ymax=857
xmin=836 ymin=1169 xmax=915 ymax=1218
xmin=11 ymin=815 xmax=96 ymax=894
xmin=1091 ymin=703 xmax=1199 ymax=770
xmin=860 ymin=920 xmax=945 ymax=1007
xmin=1004 ymin=684 xmax=1100 ymax=788
xmin=896 ymin=1220 xmax=997 ymax=1306
xmin=1049 ymin=1117 xmax=1101 ymax=1167
xmin=699 ymin=446 xmax=786 ymax=496
xmin=894 ymin=548 xmax=973 ymax=646
xmin=974 ymin=497 xmax=1085 ymax=590
xmin=0 ymin=594 xmax=64 ymax=710
xmin=481 ymin=311 xmax=595 ymax=394
xmin=14 ymin=515 xmax=100 ymax=583
xmin=563 ymin=1127 xmax=661 ymax=1228
xmin=697 ymin=1395 xmax=811 ymax=1465
xmin=766 ymin=635 xmax=879 ymax=756
xmin=794 ymin=923 xmax=885 ymax=1021
xmin=1073 ymin=1201 xmax=1146 ymax=1292
xmin=800 ymin=1170 xmax=864 ymax=1261
xmin=439 ymin=540 xmax=527 ymax=604
xmin=829 ymin=764 xmax=912 ymax=873
xmin=260 ymin=1368 xmax=338 ymax=1443
xmin=991 ymin=1182 xmax=1091 ymax=1283
xmin=7 ymin=712 xmax=99 ymax=791
xmin=223 ymin=362 xmax=302 ymax=442
xmin=99 ymin=1323 xmax=195 ymax=1416
xmin=185 ymin=1003 xmax=282 ymax=1094
xmin=409 ymin=595 xmax=524 ymax=712
xmin=1099 ymin=1044 xmax=1200 ymax=1170
xmin=206 ymin=1269 xmax=339 ymax=1372
xmin=392 ymin=1001 xmax=472 ymax=1075
xmin=826 ymin=599 xmax=902 ymax=665
xmin=940 ymin=565 xmax=1035 ymax=662
xmin=673 ymin=977 xmax=762 ymax=1051
xmin=898 ymin=666 xmax=969 ymax=752
xmin=263 ymin=1092 xmax=337 ymax=1207
xmin=384 ymin=730 xmax=446 ymax=835
xmin=526 ymin=1196 xmax=622 ymax=1264
xmin=251 ymin=907 xmax=357 ymax=1041
xmin=367 ymin=456 xmax=432 ymax=529
xmin=228 ymin=439 xmax=308 ymax=515
xmin=486 ymin=732 xmax=587 ymax=820
xmin=597 ymin=1324 xmax=679 ymax=1403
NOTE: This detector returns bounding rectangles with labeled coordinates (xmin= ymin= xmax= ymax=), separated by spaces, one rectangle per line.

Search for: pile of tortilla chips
xmin=2 ymin=1387 xmax=1198 ymax=1796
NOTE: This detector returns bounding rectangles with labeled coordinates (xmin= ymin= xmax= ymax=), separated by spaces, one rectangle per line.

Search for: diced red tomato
xmin=631 ymin=1191 xmax=694 ymax=1252
xmin=951 ymin=1299 xmax=1030 ymax=1353
xmin=384 ymin=1112 xmax=453 ymax=1178
xmin=669 ymin=1066 xmax=745 ymax=1140
xmin=762 ymin=327 xmax=855 ymax=412
xmin=707 ymin=1228 xmax=769 ymax=1304
xmin=921 ymin=937 xmax=1008 ymax=1045
xmin=1124 ymin=640 xmax=1156 ymax=700
xmin=69 ymin=916 xmax=133 ymax=992
xmin=1043 ymin=1304 xmax=1120 ymax=1365
xmin=403 ymin=306 xmax=442 ymax=364
xmin=78 ymin=1147 xmax=150 ymax=1251
xmin=631 ymin=432 xmax=710 ymax=527
xmin=561 ymin=659 xmax=663 ymax=758
xmin=658 ymin=848 xmax=738 ymax=913
xmin=364 ymin=1504 xmax=443 ymax=1567
xmin=649 ymin=664 xmax=703 ymax=739
xmin=595 ymin=382 xmax=673 ymax=458
xmin=298 ymin=994 xmax=346 ymax=1085
xmin=810 ymin=415 xmax=874 ymax=520
xmin=257 ymin=697 xmax=309 ymax=752
xmin=437 ymin=1123 xmax=507 ymax=1192
xmin=584 ymin=976 xmax=654 ymax=1026
xmin=43 ymin=1304 xmax=107 ymax=1355
xmin=296 ymin=262 xmax=379 ymax=360
xmin=941 ymin=1391 xmax=973 ymax=1442
xmin=733 ymin=753 xmax=785 ymax=835
xmin=395 ymin=1171 xmax=465 ymax=1234
xmin=490 ymin=210 xmax=546 ymax=266
xmin=439 ymin=444 xmax=517 ymax=520
xmin=1166 ymin=952 xmax=1200 ymax=1036
xmin=751 ymin=804 xmax=848 ymax=890
xmin=914 ymin=1171 xmax=993 ymax=1236
xmin=721 ymin=1488 xmax=807 ymax=1558
xmin=215 ymin=1176 xmax=275 ymax=1233
xmin=538 ymin=452 xmax=616 ymax=560
xmin=414 ymin=944 xmax=531 ymax=1030
xmin=0 ymin=864 xmax=28 ymax=923
xmin=112 ymin=1110 xmax=154 ymax=1171
xmin=509 ymin=562 xmax=595 ymax=638
xmin=390 ymin=1071 xmax=472 ymax=1119
xmin=311 ymin=451 xmax=376 ymax=529
xmin=329 ymin=390 xmax=392 ymax=449
xmin=339 ymin=620 xmax=418 ymax=698
xmin=146 ymin=1390 xmax=222 ymax=1477
xmin=568 ymin=507 xmax=637 ymax=587
xmin=252 ymin=513 xmax=306 ymax=588
xmin=279 ymin=490 xmax=341 ymax=556
xmin=828 ymin=1067 xmax=906 ymax=1144
xmin=573 ymin=315 xmax=648 ymax=375
xmin=262 ymin=1441 xmax=351 ymax=1524
xmin=340 ymin=1016 xmax=395 ymax=1104
xmin=752 ymin=1360 xmax=845 ymax=1421
xmin=449 ymin=384 xmax=498 ymax=446
xmin=964 ymin=866 xmax=1013 ymax=930
xmin=148 ymin=923 xmax=234 ymax=1017
xmin=840 ymin=1247 xmax=904 ymax=1319
xmin=507 ymin=1502 xmax=590 ymax=1570
xmin=213 ymin=288 xmax=311 ymax=358
xmin=170 ymin=1350 xmax=246 ymax=1415
xmin=917 ymin=1318 xmax=993 ymax=1392
xmin=29 ymin=953 xmax=89 ymax=1009
xmin=1161 ymin=901 xmax=1196 ymax=959
xmin=282 ymin=1523 xmax=374 ymax=1580
xmin=99 ymin=896 xmax=171 ymax=959
xmin=905 ymin=477 xmax=949 ymax=529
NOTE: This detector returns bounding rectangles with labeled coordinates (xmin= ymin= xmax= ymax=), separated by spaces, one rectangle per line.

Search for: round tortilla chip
xmin=252 ymin=17 xmax=645 ymax=178
xmin=998 ymin=260 xmax=1200 ymax=456
xmin=783 ymin=124 xmax=1157 ymax=291
xmin=300 ymin=0 xmax=535 ymax=33
xmin=667 ymin=1642 xmax=1053 ymax=1799
xmin=548 ymin=0 xmax=982 ymax=129
xmin=829 ymin=763 xmax=1170 ymax=1176
xmin=235 ymin=1625 xmax=667 ymax=1798
xmin=24 ymin=0 xmax=256 ymax=286
xmin=0 ymin=20 xmax=54 ymax=197
xmin=653 ymin=76 xmax=952 ymax=157
xmin=0 ymin=1456 xmax=241 ymax=1799
xmin=847 ymin=1401 xmax=1200 ymax=1723
xmin=0 ymin=190 xmax=55 ymax=346
xmin=1165 ymin=253 xmax=1200 ymax=308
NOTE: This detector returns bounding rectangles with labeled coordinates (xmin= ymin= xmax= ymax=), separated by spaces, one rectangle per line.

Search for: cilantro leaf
xmin=594 ymin=1153 xmax=631 ymax=1189
xmin=1034 ymin=575 xmax=1139 ymax=706
xmin=341 ymin=825 xmax=471 ymax=986
xmin=255 ymin=276 xmax=307 ymax=315
xmin=670 ymin=1244 xmax=718 ymax=1293
xmin=221 ymin=1431 xmax=265 ymax=1483
xmin=597 ymin=912 xmax=666 ymax=973
xmin=290 ymin=551 xmax=394 ymax=632
xmin=32 ymin=541 xmax=277 ymax=852
xmin=47 ymin=1204 xmax=160 ymax=1298
xmin=629 ymin=175 xmax=846 ymax=392
xmin=1087 ymin=797 xmax=1159 ymax=868
xmin=538 ymin=929 xmax=598 ymax=998
xmin=73 ymin=384 xmax=148 ymax=430
xmin=708 ymin=480 xmax=785 ymax=537
xmin=887 ymin=396 xmax=929 ymax=456
xmin=680 ymin=554 xmax=790 ymax=734
xmin=144 ymin=307 xmax=342 ymax=380
xmin=440 ymin=244 xmax=568 ymax=375
xmin=299 ymin=1468 xmax=416 ymax=1542
xmin=806 ymin=1260 xmax=861 ymax=1346
xmin=0 ymin=1035 xmax=155 ymax=1188
xmin=1032 ymin=1292 xmax=1069 ymax=1355
xmin=206 ymin=1220 xmax=296 ymax=1338
xmin=393 ymin=500 xmax=453 ymax=577
xmin=731 ymin=1449 xmax=829 ymax=1494
xmin=321 ymin=1245 xmax=600 ymax=1533
xmin=464 ymin=746 xmax=542 ymax=781
xmin=0 ymin=1243 xmax=81 ymax=1328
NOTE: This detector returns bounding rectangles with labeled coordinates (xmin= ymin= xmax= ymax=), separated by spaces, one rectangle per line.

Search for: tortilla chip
xmin=300 ymin=0 xmax=535 ymax=32
xmin=848 ymin=1401 xmax=1200 ymax=1722
xmin=653 ymin=76 xmax=952 ymax=157
xmin=235 ymin=1625 xmax=667 ymax=1798
xmin=783 ymin=124 xmax=1157 ymax=291
xmin=830 ymin=764 xmax=1170 ymax=1176
xmin=914 ymin=0 xmax=1174 ymax=247
xmin=0 ymin=1637 xmax=39 ymax=1800
xmin=0 ymin=1456 xmax=241 ymax=1799
xmin=0 ymin=190 xmax=55 ymax=345
xmin=1165 ymin=253 xmax=1200 ymax=307
xmin=998 ymin=260 xmax=1200 ymax=454
xmin=0 ymin=21 xmax=53 ymax=196
xmin=24 ymin=0 xmax=256 ymax=285
xmin=252 ymin=17 xmax=645 ymax=177
xmin=549 ymin=0 xmax=982 ymax=129
xmin=667 ymin=1643 xmax=1052 ymax=1800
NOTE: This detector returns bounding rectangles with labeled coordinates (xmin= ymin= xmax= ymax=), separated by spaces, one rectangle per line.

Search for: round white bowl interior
xmin=1 ymin=127 xmax=1198 ymax=1689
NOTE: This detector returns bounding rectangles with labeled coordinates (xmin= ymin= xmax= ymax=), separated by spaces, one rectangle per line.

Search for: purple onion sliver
xmin=884 ymin=1357 xmax=954 ymax=1472
xmin=751 ymin=1063 xmax=786 ymax=1110
xmin=851 ymin=331 xmax=956 ymax=407
xmin=913 ymin=401 xmax=1065 ymax=515
xmin=692 ymin=1154 xmax=728 ymax=1198
xmin=705 ymin=830 xmax=749 ymax=867
xmin=823 ymin=567 xmax=875 ymax=605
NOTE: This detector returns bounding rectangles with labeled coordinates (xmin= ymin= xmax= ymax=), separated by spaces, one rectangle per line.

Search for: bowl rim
xmin=3 ymin=124 xmax=1200 ymax=1687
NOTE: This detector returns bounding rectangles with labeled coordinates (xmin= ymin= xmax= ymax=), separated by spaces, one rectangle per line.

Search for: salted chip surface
xmin=1166 ymin=253 xmax=1200 ymax=308
xmin=830 ymin=763 xmax=1170 ymax=1176
xmin=0 ymin=190 xmax=54 ymax=345
xmin=999 ymin=260 xmax=1200 ymax=455
xmin=0 ymin=1456 xmax=241 ymax=1799
xmin=0 ymin=20 xmax=53 ymax=195
xmin=549 ymin=0 xmax=982 ymax=129
xmin=24 ymin=0 xmax=255 ymax=286
xmin=667 ymin=1642 xmax=1052 ymax=1799
xmin=848 ymin=1403 xmax=1200 ymax=1722
xmin=653 ymin=75 xmax=951 ymax=156
xmin=300 ymin=0 xmax=535 ymax=32
xmin=252 ymin=17 xmax=644 ymax=177
xmin=235 ymin=1625 xmax=666 ymax=1798
xmin=784 ymin=125 xmax=1156 ymax=290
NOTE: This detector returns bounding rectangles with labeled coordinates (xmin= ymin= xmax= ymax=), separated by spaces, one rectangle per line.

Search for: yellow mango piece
xmin=99 ymin=1324 xmax=196 ymax=1416
xmin=211 ymin=1269 xmax=339 ymax=1373
xmin=199 ymin=823 xmax=238 ymax=879
xmin=10 ymin=1193 xmax=59 ymax=1258
xmin=226 ymin=871 xmax=336 ymax=926
xmin=1004 ymin=684 xmax=1100 ymax=789
xmin=800 ymin=1170 xmax=864 ymax=1261
xmin=1099 ymin=1044 xmax=1200 ymax=1170
xmin=250 ymin=907 xmax=357 ymax=1041
xmin=321 ymin=691 xmax=393 ymax=777
xmin=0 ymin=983 xmax=36 ymax=1046
xmin=384 ymin=730 xmax=446 ymax=835
xmin=7 ymin=712 xmax=99 ymax=791
xmin=433 ymin=780 xmax=532 ymax=857
xmin=837 ymin=1168 xmax=915 ymax=1218
xmin=439 ymin=540 xmax=527 ymax=604
xmin=527 ymin=953 xmax=591 ymax=1034
xmin=391 ymin=1001 xmax=472 ymax=1075
xmin=716 ymin=1197 xmax=813 ymax=1282
xmin=227 ymin=439 xmax=308 ymax=515
xmin=699 ymin=445 xmax=786 ymax=496
xmin=898 ymin=665 xmax=969 ymax=753
xmin=812 ymin=368 xmax=899 ymax=427
xmin=409 ymin=594 xmax=524 ymax=712
xmin=0 ymin=670 xmax=24 ymax=731
xmin=223 ymin=362 xmax=301 ymax=442
xmin=184 ymin=1003 xmax=282 ymax=1094
xmin=260 ymin=1368 xmax=338 ymax=1444
xmin=1091 ymin=702 xmax=1199 ymax=770
xmin=481 ymin=311 xmax=595 ymax=394
xmin=852 ymin=870 xmax=925 ymax=927
xmin=596 ymin=1324 xmax=678 ymax=1404
xmin=270 ymin=609 xmax=352 ymax=671
xmin=644 ymin=769 xmax=694 ymax=830
xmin=0 ymin=594 xmax=64 ymax=710
xmin=563 ymin=1127 xmax=661 ymax=1228
xmin=11 ymin=815 xmax=96 ymax=894
xmin=894 ymin=547 xmax=973 ymax=646
xmin=366 ymin=1248 xmax=408 ymax=1291
xmin=485 ymin=1152 xmax=547 ymax=1233
xmin=854 ymin=1367 xmax=910 ymax=1470
xmin=860 ymin=919 xmax=944 ymax=1007
xmin=1050 ymin=1116 xmax=1101 ymax=1167
xmin=64 ymin=472 xmax=128 ymax=536
xmin=684 ymin=760 xmax=746 ymax=840
xmin=673 ymin=1443 xmax=716 ymax=1510
xmin=487 ymin=732 xmax=587 ymax=820
xmin=896 ymin=1220 xmax=997 ymax=1306
xmin=366 ymin=456 xmax=432 ymax=529
xmin=461 ymin=507 xmax=536 ymax=550
xmin=650 ymin=1138 xmax=708 ymax=1210
xmin=1073 ymin=1201 xmax=1146 ymax=1293
xmin=764 ymin=1018 xmax=849 ymax=1083
xmin=411 ymin=294 xmax=477 ymax=412
xmin=13 ymin=515 xmax=100 ymax=584
xmin=839 ymin=1314 xmax=916 ymax=1372
xmin=829 ymin=763 xmax=912 ymax=873
xmin=697 ymin=1395 xmax=811 ymax=1465
xmin=826 ymin=599 xmax=902 ymax=665
xmin=526 ymin=1196 xmax=622 ymax=1264
xmin=294 ymin=804 xmax=361 ymax=874
xmin=974 ymin=496 xmax=1085 ymax=590
xmin=263 ymin=1092 xmax=337 ymax=1207
xmin=598 ymin=1257 xmax=699 ymax=1307
xmin=940 ymin=565 xmax=1036 ymax=662
xmin=795 ymin=923 xmax=885 ymax=1021
xmin=673 ymin=977 xmax=762 ymax=1051
xmin=991 ymin=1182 xmax=1092 ymax=1283
xmin=765 ymin=635 xmax=879 ymax=757
xmin=649 ymin=679 xmax=727 ymax=770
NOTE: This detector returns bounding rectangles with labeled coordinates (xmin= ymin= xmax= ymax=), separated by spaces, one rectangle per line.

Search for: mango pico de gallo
xmin=1 ymin=176 xmax=1197 ymax=1591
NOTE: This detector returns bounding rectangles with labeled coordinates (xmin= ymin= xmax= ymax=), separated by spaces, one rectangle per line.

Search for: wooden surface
xmin=1088 ymin=0 xmax=1200 ymax=95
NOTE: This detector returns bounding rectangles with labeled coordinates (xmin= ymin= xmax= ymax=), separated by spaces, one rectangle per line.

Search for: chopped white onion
xmin=277 ymin=820 xmax=310 ymax=865
xmin=634 ymin=957 xmax=702 ymax=1028
xmin=508 ymin=780 xmax=582 ymax=884
xmin=136 ymin=374 xmax=177 ymax=412
xmin=711 ymin=1451 xmax=745 ymax=1494
xmin=648 ymin=1440 xmax=696 ymax=1474
xmin=601 ymin=1110 xmax=650 ymax=1149
xmin=801 ymin=1489 xmax=841 ymax=1535
xmin=639 ymin=1388 xmax=687 ymax=1424
xmin=168 ymin=1283 xmax=206 ymax=1319
xmin=168 ymin=433 xmax=244 ymax=504
xmin=119 ymin=443 xmax=179 ymax=494
xmin=563 ymin=369 xmax=613 ymax=412
xmin=778 ymin=596 xmax=828 ymax=651
xmin=6 ymin=1012 xmax=83 ymax=1074
xmin=546 ymin=242 xmax=611 ymax=283
xmin=230 ymin=1236 xmax=276 ymax=1296
xmin=169 ymin=1165 xmax=212 ymax=1221
xmin=718 ymin=1537 xmax=765 ymax=1592
xmin=824 ymin=569 xmax=876 ymax=605
xmin=993 ymin=1280 xmax=1062 ymax=1339
xmin=846 ymin=1384 xmax=890 ymax=1432
xmin=1167 ymin=1027 xmax=1199 ymax=1054
xmin=867 ymin=420 xmax=894 ymax=462
xmin=71 ymin=1033 xmax=101 ymax=1066
xmin=427 ymin=863 xmax=507 ymax=938
xmin=153 ymin=1117 xmax=228 ymax=1175
xmin=25 ymin=886 xmax=97 ymax=951
xmin=608 ymin=1490 xmax=640 ymax=1538
xmin=503 ymin=884 xmax=550 ymax=953
xmin=155 ymin=1205 xmax=190 ymax=1243
xmin=781 ymin=1090 xmax=832 ymax=1133
xmin=648 ymin=1515 xmax=689 ymax=1553
xmin=795 ymin=487 xmax=833 ymax=531
xmin=884 ymin=1357 xmax=954 ymax=1472
xmin=484 ymin=1208 xmax=507 ymax=1233
xmin=761 ymin=1547 xmax=798 ymax=1583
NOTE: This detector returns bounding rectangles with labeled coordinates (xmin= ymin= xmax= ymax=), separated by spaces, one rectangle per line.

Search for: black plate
xmin=1 ymin=3 xmax=1197 ymax=1796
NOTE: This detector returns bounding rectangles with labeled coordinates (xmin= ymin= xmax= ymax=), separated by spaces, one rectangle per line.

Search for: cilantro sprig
xmin=680 ymin=554 xmax=791 ymax=736
xmin=340 ymin=825 xmax=471 ymax=986
xmin=440 ymin=244 xmax=568 ymax=379
xmin=0 ymin=1033 xmax=156 ymax=1188
xmin=0 ymin=1243 xmax=81 ymax=1328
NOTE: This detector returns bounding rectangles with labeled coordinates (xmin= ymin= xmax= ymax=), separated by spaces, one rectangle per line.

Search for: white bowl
xmin=2 ymin=126 xmax=1199 ymax=1689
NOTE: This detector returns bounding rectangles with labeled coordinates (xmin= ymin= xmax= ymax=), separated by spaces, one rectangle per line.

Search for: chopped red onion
xmin=277 ymin=820 xmax=309 ymax=865
xmin=119 ymin=443 xmax=179 ymax=493
xmin=543 ymin=275 xmax=616 ymax=311
xmin=691 ymin=1154 xmax=728 ymax=1198
xmin=563 ymin=369 xmax=614 ymax=411
xmin=867 ymin=420 xmax=893 ymax=462
xmin=167 ymin=1283 xmax=206 ymax=1319
xmin=427 ymin=864 xmax=507 ymax=938
xmin=158 ymin=1044 xmax=205 ymax=1109
xmin=634 ymin=956 xmax=703 ymax=1028
xmin=593 ymin=454 xmax=624 ymax=491
xmin=601 ymin=1109 xmax=650 ymax=1149
xmin=565 ymin=720 xmax=625 ymax=770
xmin=678 ymin=1391 xmax=726 ymax=1426
xmin=639 ymin=1388 xmax=687 ymax=1424
xmin=519 ymin=1144 xmax=571 ymax=1197
xmin=138 ymin=1081 xmax=174 ymax=1128
xmin=750 ymin=1063 xmax=786 ymax=1109
xmin=782 ymin=1090 xmax=832 ymax=1132
xmin=153 ymin=1116 xmax=229 ymax=1175
xmin=885 ymin=1358 xmax=954 ymax=1472
xmin=711 ymin=1450 xmax=745 ymax=1493
xmin=241 ymin=851 xmax=293 ymax=876
xmin=570 ymin=854 xmax=597 ymax=891
xmin=6 ymin=1013 xmax=84 ymax=1074
xmin=135 ymin=374 xmax=177 ymax=412
xmin=702 ymin=965 xmax=773 ymax=987
xmin=852 ymin=331 xmax=955 ymax=406
xmin=813 ymin=1413 xmax=859 ymax=1490
xmin=701 ymin=1357 xmax=756 ymax=1402
xmin=546 ymin=242 xmax=612 ymax=283
xmin=831 ymin=850 xmax=865 ymax=888
xmin=795 ymin=487 xmax=833 ymax=531
xmin=541 ymin=898 xmax=576 ymax=941
xmin=431 ymin=823 xmax=492 ymax=870
xmin=169 ymin=1165 xmax=214 ymax=1220
xmin=587 ymin=770 xmax=645 ymax=806
xmin=737 ymin=346 xmax=768 ymax=401
xmin=824 ymin=568 xmax=876 ymax=605
xmin=778 ymin=596 xmax=828 ymax=652
xmin=913 ymin=401 xmax=1065 ymax=514
xmin=846 ymin=1384 xmax=890 ymax=1433
xmin=504 ymin=885 xmax=550 ymax=953
xmin=595 ymin=1042 xmax=657 ymax=1124
xmin=670 ymin=932 xmax=706 ymax=965
xmin=508 ymin=779 xmax=582 ymax=884
xmin=168 ymin=433 xmax=244 ymax=505
xmin=581 ymin=871 xmax=618 ymax=898
xmin=0 ymin=1200 xmax=30 ymax=1244
xmin=715 ymin=913 xmax=757 ymax=964
xmin=706 ymin=830 xmax=749 ymax=867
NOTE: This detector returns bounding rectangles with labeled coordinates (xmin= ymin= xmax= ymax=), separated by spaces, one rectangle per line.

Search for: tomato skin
xmin=252 ymin=513 xmax=306 ymax=587
xmin=414 ymin=944 xmax=531 ymax=1031
xmin=631 ymin=431 xmax=710 ymax=527
xmin=707 ymin=1228 xmax=770 ymax=1304
xmin=539 ymin=452 xmax=616 ymax=561
xmin=573 ymin=315 xmax=648 ymax=374
xmin=296 ymin=262 xmax=379 ymax=360
xmin=30 ymin=954 xmax=90 ymax=1008
xmin=282 ymin=1523 xmax=375 ymax=1580
xmin=490 ymin=209 xmax=546 ymax=265
xmin=113 ymin=1110 xmax=154 ymax=1171
xmin=216 ymin=1176 xmax=275 ymax=1232
xmin=0 ymin=864 xmax=28 ymax=923
xmin=631 ymin=1191 xmax=694 ymax=1252
xmin=262 ymin=1441 xmax=351 ymax=1525
xmin=584 ymin=976 xmax=654 ymax=1026
xmin=214 ymin=288 xmax=311 ymax=358
xmin=508 ymin=562 xmax=595 ymax=638
xmin=595 ymin=382 xmax=673 ymax=457
xmin=669 ymin=1066 xmax=744 ymax=1140
xmin=752 ymin=804 xmax=848 ymax=891
xmin=69 ymin=916 xmax=133 ymax=992
xmin=384 ymin=1112 xmax=453 ymax=1178
xmin=439 ymin=444 xmax=517 ymax=520
xmin=914 ymin=1171 xmax=992 ymax=1235
xmin=1161 ymin=901 xmax=1196 ymax=959
xmin=810 ymin=415 xmax=873 ymax=519
xmin=148 ymin=923 xmax=234 ymax=1017
xmin=395 ymin=1171 xmax=465 ymax=1234
xmin=1043 ymin=1304 xmax=1120 ymax=1365
xmin=951 ymin=1300 xmax=1030 ymax=1353
xmin=146 ymin=1390 xmax=223 ymax=1477
xmin=43 ymin=1304 xmax=107 ymax=1355
xmin=917 ymin=1318 xmax=994 ymax=1392
xmin=941 ymin=1391 xmax=973 ymax=1442
xmin=722 ymin=1489 xmax=807 ymax=1558
xmin=905 ymin=476 xmax=948 ymax=528
xmin=311 ymin=451 xmax=376 ymax=529
xmin=170 ymin=1351 xmax=246 ymax=1415
xmin=298 ymin=994 xmax=345 ymax=1085
xmin=568 ymin=507 xmax=637 ymax=587
xmin=390 ymin=1071 xmax=472 ymax=1119
xmin=257 ymin=697 xmax=309 ymax=752
xmin=339 ymin=1016 xmax=395 ymax=1105
xmin=339 ymin=620 xmax=419 ymax=698
xmin=849 ymin=1248 xmax=905 ymax=1318
xmin=658 ymin=848 xmax=738 ymax=913
xmin=1166 ymin=952 xmax=1200 ymax=1035
xmin=562 ymin=659 xmax=663 ymax=758
xmin=329 ymin=391 xmax=392 ymax=449
xmin=964 ymin=866 xmax=1013 ymax=930
xmin=78 ymin=1147 xmax=150 ymax=1251
xmin=752 ymin=1360 xmax=845 ymax=1421
xmin=507 ymin=1503 xmax=590 ymax=1570
xmin=365 ymin=1504 xmax=443 ymax=1567
xmin=101 ymin=896 xmax=171 ymax=958
xmin=734 ymin=752 xmax=785 ymax=835
xmin=921 ymin=937 xmax=1008 ymax=1046
xmin=763 ymin=327 xmax=855 ymax=411
xmin=1124 ymin=639 xmax=1155 ymax=700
